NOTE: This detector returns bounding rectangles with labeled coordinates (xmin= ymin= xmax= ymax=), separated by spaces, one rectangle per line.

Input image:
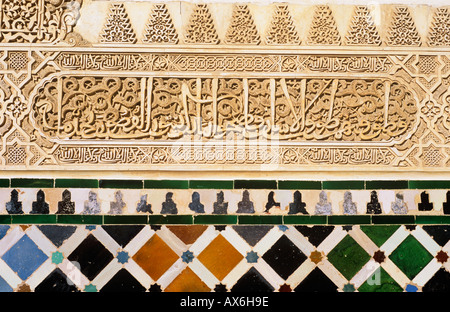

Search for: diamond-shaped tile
xmin=262 ymin=235 xmax=307 ymax=280
xmin=422 ymin=268 xmax=450 ymax=292
xmin=197 ymin=234 xmax=243 ymax=281
xmin=100 ymin=268 xmax=146 ymax=292
xmin=294 ymin=226 xmax=334 ymax=247
xmin=164 ymin=267 xmax=210 ymax=292
xmin=294 ymin=267 xmax=337 ymax=292
xmin=2 ymin=234 xmax=48 ymax=280
xmin=102 ymin=225 xmax=145 ymax=248
xmin=360 ymin=225 xmax=401 ymax=247
xmin=34 ymin=268 xmax=80 ymax=292
xmin=231 ymin=267 xmax=274 ymax=292
xmin=327 ymin=234 xmax=371 ymax=280
xmin=67 ymin=234 xmax=114 ymax=281
xmin=232 ymin=226 xmax=273 ymax=247
xmin=389 ymin=234 xmax=434 ymax=280
xmin=132 ymin=234 xmax=179 ymax=281
xmin=422 ymin=225 xmax=450 ymax=247
xmin=0 ymin=276 xmax=13 ymax=292
xmin=167 ymin=225 xmax=208 ymax=245
xmin=37 ymin=225 xmax=77 ymax=248
xmin=357 ymin=267 xmax=403 ymax=292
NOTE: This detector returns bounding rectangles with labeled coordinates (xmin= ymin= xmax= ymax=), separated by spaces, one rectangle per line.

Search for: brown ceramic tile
xmin=166 ymin=225 xmax=208 ymax=245
xmin=132 ymin=234 xmax=179 ymax=281
xmin=197 ymin=234 xmax=244 ymax=281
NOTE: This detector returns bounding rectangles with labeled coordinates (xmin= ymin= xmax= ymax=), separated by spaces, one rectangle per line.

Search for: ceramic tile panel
xmin=0 ymin=223 xmax=449 ymax=292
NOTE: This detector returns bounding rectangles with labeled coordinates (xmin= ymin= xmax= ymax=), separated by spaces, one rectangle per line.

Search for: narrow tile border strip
xmin=0 ymin=179 xmax=449 ymax=190
xmin=0 ymin=214 xmax=449 ymax=225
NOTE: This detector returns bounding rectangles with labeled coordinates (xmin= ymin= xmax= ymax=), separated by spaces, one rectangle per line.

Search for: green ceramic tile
xmin=103 ymin=215 xmax=148 ymax=224
xmin=408 ymin=180 xmax=450 ymax=189
xmin=238 ymin=215 xmax=282 ymax=225
xmin=144 ymin=180 xmax=189 ymax=189
xmin=327 ymin=215 xmax=371 ymax=225
xmin=234 ymin=180 xmax=277 ymax=189
xmin=148 ymin=215 xmax=193 ymax=224
xmin=360 ymin=225 xmax=401 ymax=247
xmin=283 ymin=215 xmax=327 ymax=224
xmin=10 ymin=178 xmax=54 ymax=188
xmin=415 ymin=216 xmax=450 ymax=225
xmin=322 ymin=181 xmax=365 ymax=190
xmin=277 ymin=181 xmax=321 ymax=190
xmin=57 ymin=215 xmax=103 ymax=225
xmin=389 ymin=235 xmax=433 ymax=280
xmin=0 ymin=179 xmax=9 ymax=187
xmin=365 ymin=180 xmax=408 ymax=190
xmin=194 ymin=215 xmax=238 ymax=225
xmin=371 ymin=215 xmax=415 ymax=224
xmin=11 ymin=214 xmax=57 ymax=224
xmin=189 ymin=180 xmax=233 ymax=189
xmin=327 ymin=235 xmax=371 ymax=280
xmin=0 ymin=215 xmax=11 ymax=224
xmin=55 ymin=179 xmax=99 ymax=188
xmin=357 ymin=267 xmax=403 ymax=292
xmin=99 ymin=179 xmax=143 ymax=189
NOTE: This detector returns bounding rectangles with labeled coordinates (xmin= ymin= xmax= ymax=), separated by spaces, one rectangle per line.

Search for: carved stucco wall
xmin=1 ymin=0 xmax=450 ymax=295
xmin=0 ymin=0 xmax=448 ymax=180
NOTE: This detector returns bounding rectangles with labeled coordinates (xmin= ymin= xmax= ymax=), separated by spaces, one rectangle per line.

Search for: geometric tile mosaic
xmin=0 ymin=223 xmax=449 ymax=292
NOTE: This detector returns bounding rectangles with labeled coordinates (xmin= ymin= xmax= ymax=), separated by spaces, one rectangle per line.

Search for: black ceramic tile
xmin=67 ymin=234 xmax=114 ymax=281
xmin=262 ymin=235 xmax=307 ymax=280
xmin=232 ymin=225 xmax=273 ymax=247
xmin=294 ymin=225 xmax=335 ymax=247
xmin=238 ymin=215 xmax=282 ymax=225
xmin=100 ymin=269 xmax=146 ymax=292
xmin=230 ymin=267 xmax=274 ymax=292
xmin=371 ymin=215 xmax=415 ymax=224
xmin=365 ymin=180 xmax=408 ymax=189
xmin=34 ymin=268 xmax=80 ymax=292
xmin=102 ymin=225 xmax=146 ymax=247
xmin=293 ymin=267 xmax=338 ymax=292
xmin=37 ymin=225 xmax=77 ymax=248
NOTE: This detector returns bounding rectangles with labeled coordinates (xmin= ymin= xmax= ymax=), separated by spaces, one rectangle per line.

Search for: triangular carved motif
xmin=306 ymin=5 xmax=341 ymax=45
xmin=265 ymin=4 xmax=300 ymax=45
xmin=387 ymin=6 xmax=421 ymax=46
xmin=184 ymin=4 xmax=219 ymax=44
xmin=428 ymin=8 xmax=450 ymax=46
xmin=225 ymin=4 xmax=260 ymax=44
xmin=143 ymin=4 xmax=178 ymax=44
xmin=100 ymin=3 xmax=137 ymax=43
xmin=345 ymin=5 xmax=381 ymax=45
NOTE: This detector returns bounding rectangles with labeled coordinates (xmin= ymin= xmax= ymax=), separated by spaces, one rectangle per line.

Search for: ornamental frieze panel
xmin=0 ymin=0 xmax=448 ymax=171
